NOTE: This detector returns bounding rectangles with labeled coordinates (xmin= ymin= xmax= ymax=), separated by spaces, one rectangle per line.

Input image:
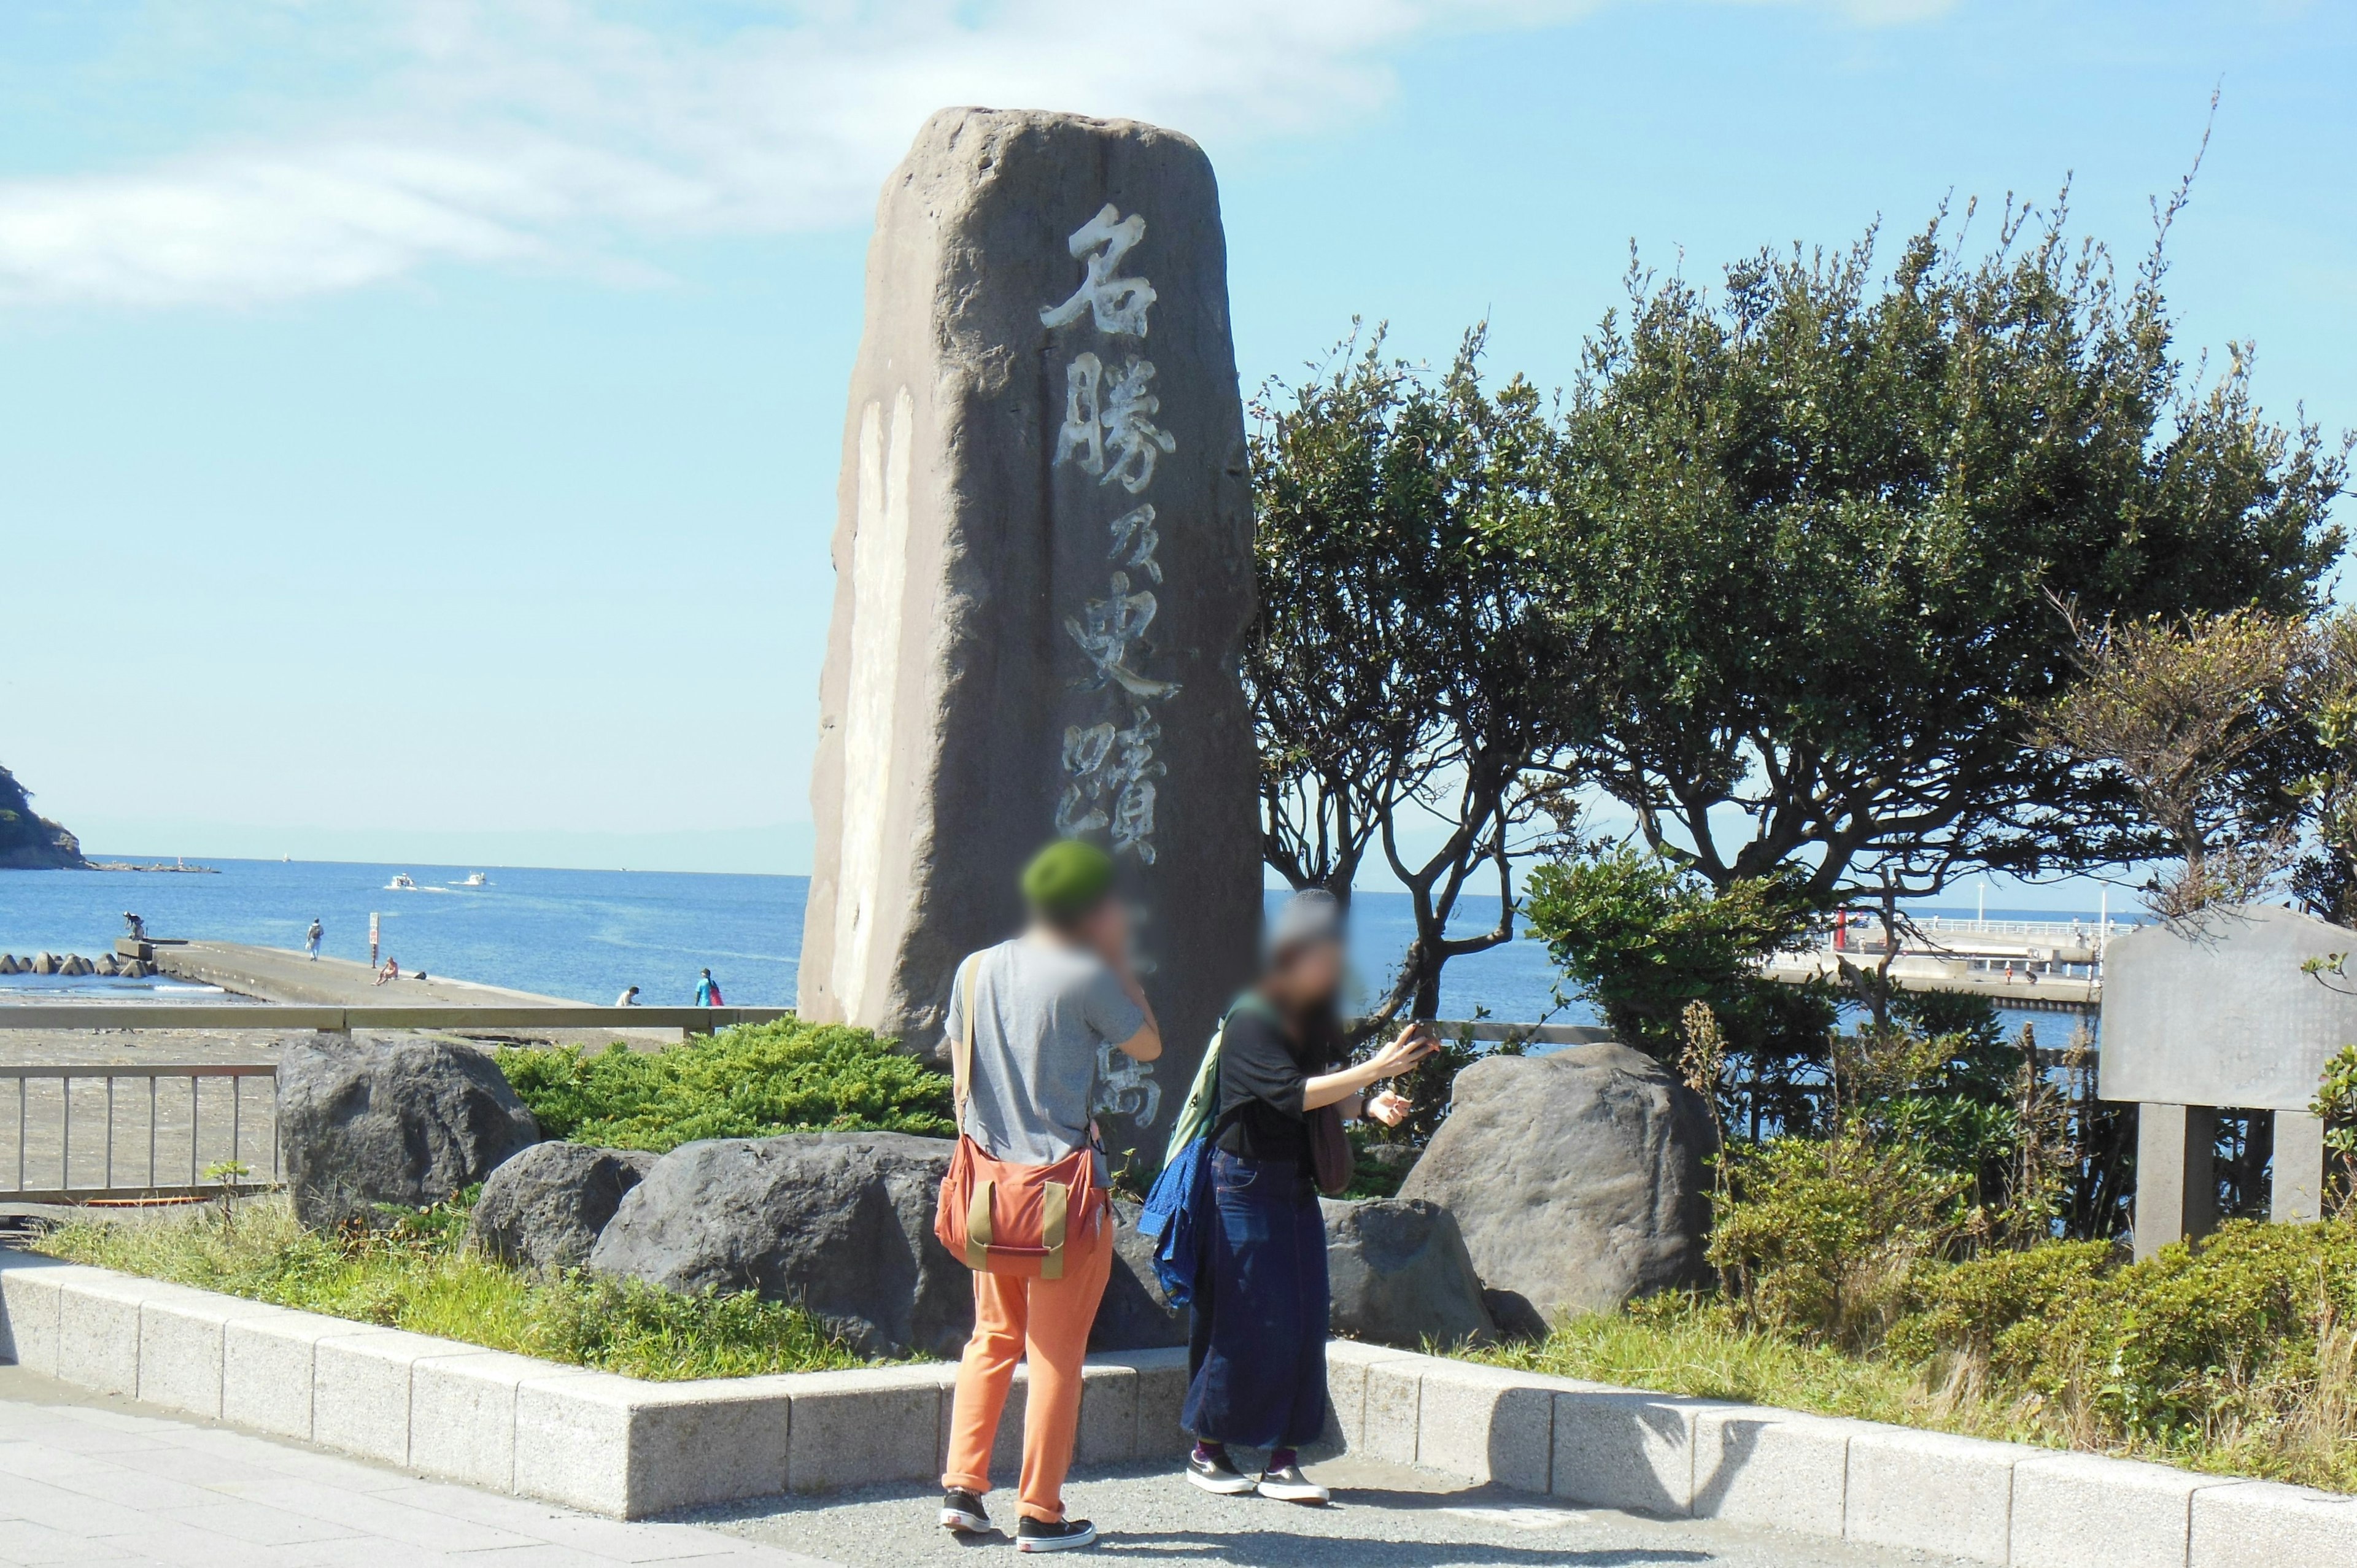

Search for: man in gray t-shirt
xmin=943 ymin=933 xmax=1145 ymax=1185
xmin=937 ymin=840 xmax=1161 ymax=1551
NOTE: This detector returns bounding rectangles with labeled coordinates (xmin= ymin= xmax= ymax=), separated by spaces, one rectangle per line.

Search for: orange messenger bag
xmin=933 ymin=957 xmax=1104 ymax=1280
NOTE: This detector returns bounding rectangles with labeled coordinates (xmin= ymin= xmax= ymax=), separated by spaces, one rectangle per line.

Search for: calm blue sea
xmin=0 ymin=856 xmax=2093 ymax=1040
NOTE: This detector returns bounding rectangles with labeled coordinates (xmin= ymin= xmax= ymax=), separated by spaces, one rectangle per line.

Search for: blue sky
xmin=1 ymin=1 xmax=2350 ymax=902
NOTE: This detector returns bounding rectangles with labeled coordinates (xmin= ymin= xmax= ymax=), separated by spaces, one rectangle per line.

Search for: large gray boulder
xmin=468 ymin=1141 xmax=656 ymax=1271
xmin=1400 ymin=1044 xmax=1716 ymax=1334
xmin=589 ymin=1132 xmax=971 ymax=1359
xmin=279 ymin=1035 xmax=540 ymax=1229
xmin=795 ymin=108 xmax=1260 ymax=1159
xmin=1091 ymin=1200 xmax=1188 ymax=1351
xmin=1322 ymin=1197 xmax=1496 ymax=1350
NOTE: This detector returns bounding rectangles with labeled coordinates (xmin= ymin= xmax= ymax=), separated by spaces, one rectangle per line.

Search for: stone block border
xmin=2 ymin=1251 xmax=2351 ymax=1561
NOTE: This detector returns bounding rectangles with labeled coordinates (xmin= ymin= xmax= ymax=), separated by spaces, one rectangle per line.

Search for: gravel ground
xmin=691 ymin=1454 xmax=1980 ymax=1568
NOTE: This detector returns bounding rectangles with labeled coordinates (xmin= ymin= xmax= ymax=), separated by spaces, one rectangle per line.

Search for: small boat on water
xmin=386 ymin=873 xmax=419 ymax=891
xmin=457 ymin=872 xmax=489 ymax=887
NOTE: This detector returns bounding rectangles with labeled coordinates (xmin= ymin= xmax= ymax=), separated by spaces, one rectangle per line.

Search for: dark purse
xmin=1307 ymin=1103 xmax=1353 ymax=1197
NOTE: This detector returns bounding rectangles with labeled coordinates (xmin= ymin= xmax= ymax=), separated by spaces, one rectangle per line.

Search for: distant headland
xmin=0 ymin=763 xmax=89 ymax=871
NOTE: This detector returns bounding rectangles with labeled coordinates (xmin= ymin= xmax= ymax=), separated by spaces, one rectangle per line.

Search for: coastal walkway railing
xmin=0 ymin=1006 xmax=795 ymax=1033
xmin=0 ymin=1064 xmax=281 ymax=1205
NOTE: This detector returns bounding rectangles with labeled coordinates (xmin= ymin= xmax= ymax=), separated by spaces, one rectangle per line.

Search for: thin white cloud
xmin=0 ymin=0 xmax=1953 ymax=307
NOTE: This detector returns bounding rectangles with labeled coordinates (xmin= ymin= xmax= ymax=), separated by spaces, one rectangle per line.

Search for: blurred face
xmin=1268 ymin=937 xmax=1344 ymax=1010
xmin=1071 ymin=897 xmax=1131 ymax=963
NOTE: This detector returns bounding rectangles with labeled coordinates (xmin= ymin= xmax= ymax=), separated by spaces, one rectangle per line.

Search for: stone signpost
xmin=799 ymin=107 xmax=1261 ymax=1149
xmin=2100 ymin=903 xmax=2340 ymax=1257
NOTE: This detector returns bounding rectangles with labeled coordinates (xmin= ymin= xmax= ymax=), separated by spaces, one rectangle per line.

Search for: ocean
xmin=0 ymin=856 xmax=2090 ymax=1041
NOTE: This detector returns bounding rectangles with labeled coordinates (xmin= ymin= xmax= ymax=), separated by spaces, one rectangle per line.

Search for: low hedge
xmin=497 ymin=1016 xmax=953 ymax=1152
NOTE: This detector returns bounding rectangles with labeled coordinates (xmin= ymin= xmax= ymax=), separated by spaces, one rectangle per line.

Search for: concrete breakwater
xmin=0 ymin=952 xmax=152 ymax=978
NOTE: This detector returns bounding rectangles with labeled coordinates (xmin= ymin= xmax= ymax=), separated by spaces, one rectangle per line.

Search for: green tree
xmin=2034 ymin=606 xmax=2311 ymax=916
xmin=1247 ymin=328 xmax=1590 ymax=1023
xmin=1524 ymin=845 xmax=1836 ymax=1137
xmin=1550 ymin=199 xmax=2346 ymax=916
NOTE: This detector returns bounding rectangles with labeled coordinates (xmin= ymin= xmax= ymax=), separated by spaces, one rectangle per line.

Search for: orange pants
xmin=940 ymin=1211 xmax=1114 ymax=1522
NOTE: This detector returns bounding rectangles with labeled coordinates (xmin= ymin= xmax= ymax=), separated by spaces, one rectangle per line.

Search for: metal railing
xmin=0 ymin=1065 xmax=279 ymax=1204
xmin=0 ymin=1005 xmax=792 ymax=1033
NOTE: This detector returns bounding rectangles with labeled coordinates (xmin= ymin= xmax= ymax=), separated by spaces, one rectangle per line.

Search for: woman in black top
xmin=1178 ymin=891 xmax=1436 ymax=1502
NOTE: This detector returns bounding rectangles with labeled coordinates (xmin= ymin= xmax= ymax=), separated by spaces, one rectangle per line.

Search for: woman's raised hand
xmin=1368 ymin=1022 xmax=1438 ymax=1078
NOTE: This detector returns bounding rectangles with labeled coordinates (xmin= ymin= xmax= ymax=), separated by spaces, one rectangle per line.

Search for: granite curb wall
xmin=3 ymin=1251 xmax=2351 ymax=1561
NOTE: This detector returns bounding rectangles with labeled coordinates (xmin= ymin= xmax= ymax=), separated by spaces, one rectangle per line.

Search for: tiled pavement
xmin=0 ymin=1366 xmax=840 ymax=1567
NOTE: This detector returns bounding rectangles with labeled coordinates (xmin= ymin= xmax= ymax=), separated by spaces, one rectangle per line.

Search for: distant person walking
xmin=936 ymin=840 xmax=1161 ymax=1553
xmin=694 ymin=969 xmax=724 ymax=1006
xmin=305 ymin=919 xmax=323 ymax=960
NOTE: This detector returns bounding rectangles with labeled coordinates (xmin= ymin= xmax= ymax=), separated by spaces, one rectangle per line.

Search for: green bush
xmin=498 ymin=1016 xmax=953 ymax=1152
xmin=1708 ymin=1132 xmax=1969 ymax=1348
xmin=1885 ymin=1240 xmax=2113 ymax=1375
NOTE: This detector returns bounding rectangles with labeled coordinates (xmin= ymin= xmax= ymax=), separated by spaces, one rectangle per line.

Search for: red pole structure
xmin=368 ymin=912 xmax=380 ymax=967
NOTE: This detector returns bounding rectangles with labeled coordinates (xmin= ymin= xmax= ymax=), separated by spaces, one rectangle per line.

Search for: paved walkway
xmin=0 ymin=1368 xmax=833 ymax=1566
xmin=0 ymin=1369 xmax=1978 ymax=1568
xmin=697 ymin=1456 xmax=1978 ymax=1568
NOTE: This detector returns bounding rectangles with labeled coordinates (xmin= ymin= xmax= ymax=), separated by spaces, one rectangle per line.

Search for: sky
xmin=1 ymin=1 xmax=2351 ymax=902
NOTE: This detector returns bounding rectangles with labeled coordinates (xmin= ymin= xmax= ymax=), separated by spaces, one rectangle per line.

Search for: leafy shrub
xmin=41 ymin=1197 xmax=866 ymax=1380
xmin=1708 ymin=1133 xmax=1968 ymax=1348
xmin=498 ymin=1016 xmax=953 ymax=1152
xmin=1886 ymin=1240 xmax=2113 ymax=1375
xmin=1890 ymin=1219 xmax=2357 ymax=1482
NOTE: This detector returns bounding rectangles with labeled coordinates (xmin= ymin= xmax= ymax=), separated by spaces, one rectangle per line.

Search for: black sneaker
xmin=939 ymin=1488 xmax=990 ymax=1532
xmin=1256 ymin=1463 xmax=1331 ymax=1504
xmin=1185 ymin=1448 xmax=1256 ymax=1495
xmin=1015 ymin=1516 xmax=1097 ymax=1553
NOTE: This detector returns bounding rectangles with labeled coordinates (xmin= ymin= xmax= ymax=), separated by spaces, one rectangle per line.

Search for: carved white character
xmin=1055 ymin=722 xmax=1117 ymax=836
xmin=1095 ymin=1041 xmax=1163 ymax=1126
xmin=1055 ymin=353 xmax=1104 ymax=476
xmin=1107 ymin=503 xmax=1161 ymax=583
xmin=1065 ymin=572 xmax=1180 ymax=700
xmin=1040 ymin=204 xmax=1156 ymax=336
xmin=1099 ymin=358 xmax=1177 ymax=494
xmin=1111 ymin=778 xmax=1159 ymax=863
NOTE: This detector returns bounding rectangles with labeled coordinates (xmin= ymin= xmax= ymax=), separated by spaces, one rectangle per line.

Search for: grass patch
xmin=497 ymin=1017 xmax=953 ymax=1153
xmin=1471 ymin=1218 xmax=2357 ymax=1495
xmin=37 ymin=1197 xmax=872 ymax=1381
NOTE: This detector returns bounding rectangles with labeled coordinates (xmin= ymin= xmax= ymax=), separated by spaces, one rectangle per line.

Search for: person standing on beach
xmin=694 ymin=968 xmax=723 ymax=1006
xmin=305 ymin=919 xmax=323 ymax=960
xmin=937 ymin=840 xmax=1161 ymax=1554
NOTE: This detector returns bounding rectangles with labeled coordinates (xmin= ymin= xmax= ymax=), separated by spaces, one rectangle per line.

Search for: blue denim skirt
xmin=1180 ymin=1149 xmax=1330 ymax=1449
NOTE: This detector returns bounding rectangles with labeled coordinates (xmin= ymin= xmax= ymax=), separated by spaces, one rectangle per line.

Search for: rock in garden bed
xmin=1321 ymin=1196 xmax=1495 ymax=1348
xmin=468 ymin=1141 xmax=656 ymax=1270
xmin=1400 ymin=1043 xmax=1714 ymax=1334
xmin=279 ymin=1035 xmax=540 ymax=1229
xmin=590 ymin=1131 xmax=970 ymax=1359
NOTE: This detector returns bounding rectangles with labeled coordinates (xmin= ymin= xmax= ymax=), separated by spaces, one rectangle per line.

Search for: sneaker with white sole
xmin=939 ymin=1488 xmax=990 ymax=1532
xmin=1256 ymin=1463 xmax=1331 ymax=1504
xmin=1185 ymin=1449 xmax=1258 ymax=1495
xmin=1015 ymin=1516 xmax=1098 ymax=1552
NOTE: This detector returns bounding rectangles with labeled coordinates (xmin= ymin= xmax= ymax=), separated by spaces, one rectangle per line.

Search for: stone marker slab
xmin=799 ymin=106 xmax=1260 ymax=1151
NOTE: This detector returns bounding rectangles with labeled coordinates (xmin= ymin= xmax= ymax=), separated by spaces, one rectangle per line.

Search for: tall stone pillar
xmin=799 ymin=108 xmax=1261 ymax=1155
xmin=2132 ymin=1103 xmax=2218 ymax=1261
xmin=2271 ymin=1110 xmax=2328 ymax=1224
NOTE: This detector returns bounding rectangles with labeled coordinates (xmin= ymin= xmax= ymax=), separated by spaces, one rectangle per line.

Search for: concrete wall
xmin=4 ymin=1250 xmax=2352 ymax=1562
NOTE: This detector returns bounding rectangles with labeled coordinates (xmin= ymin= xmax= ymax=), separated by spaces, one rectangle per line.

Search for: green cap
xmin=1021 ymin=839 xmax=1115 ymax=919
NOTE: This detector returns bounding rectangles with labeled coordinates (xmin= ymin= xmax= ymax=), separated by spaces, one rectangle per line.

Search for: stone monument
xmin=2099 ymin=903 xmax=2341 ymax=1257
xmin=798 ymin=108 xmax=1261 ymax=1148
